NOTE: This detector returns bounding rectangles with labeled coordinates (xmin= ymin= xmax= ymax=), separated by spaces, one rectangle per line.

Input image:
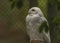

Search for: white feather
xmin=26 ymin=7 xmax=51 ymax=43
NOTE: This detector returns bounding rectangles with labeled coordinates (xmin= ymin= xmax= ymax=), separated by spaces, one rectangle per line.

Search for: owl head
xmin=28 ymin=7 xmax=44 ymax=17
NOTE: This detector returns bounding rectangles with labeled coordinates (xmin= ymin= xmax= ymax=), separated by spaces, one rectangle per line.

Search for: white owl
xmin=26 ymin=7 xmax=51 ymax=43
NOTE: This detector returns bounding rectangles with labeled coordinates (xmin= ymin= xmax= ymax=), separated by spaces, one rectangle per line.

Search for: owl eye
xmin=32 ymin=9 xmax=35 ymax=11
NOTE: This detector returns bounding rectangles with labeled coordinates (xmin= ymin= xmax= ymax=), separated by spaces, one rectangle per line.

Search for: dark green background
xmin=0 ymin=0 xmax=60 ymax=43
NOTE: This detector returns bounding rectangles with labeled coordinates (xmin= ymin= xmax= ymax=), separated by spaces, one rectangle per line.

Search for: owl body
xmin=26 ymin=7 xmax=51 ymax=43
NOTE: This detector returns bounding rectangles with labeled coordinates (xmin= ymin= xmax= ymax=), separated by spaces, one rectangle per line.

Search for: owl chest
xmin=28 ymin=15 xmax=42 ymax=26
xmin=28 ymin=15 xmax=38 ymax=22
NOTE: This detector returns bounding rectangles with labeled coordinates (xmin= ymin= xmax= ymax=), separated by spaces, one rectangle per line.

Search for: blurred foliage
xmin=9 ymin=0 xmax=13 ymax=1
xmin=0 ymin=0 xmax=29 ymax=43
xmin=38 ymin=0 xmax=48 ymax=18
xmin=53 ymin=15 xmax=60 ymax=25
xmin=11 ymin=1 xmax=16 ymax=9
xmin=57 ymin=0 xmax=60 ymax=10
xmin=9 ymin=0 xmax=23 ymax=9
xmin=47 ymin=0 xmax=60 ymax=43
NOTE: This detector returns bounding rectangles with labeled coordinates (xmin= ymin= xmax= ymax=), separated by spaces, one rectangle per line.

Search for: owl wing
xmin=39 ymin=17 xmax=50 ymax=33
xmin=39 ymin=17 xmax=51 ymax=43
